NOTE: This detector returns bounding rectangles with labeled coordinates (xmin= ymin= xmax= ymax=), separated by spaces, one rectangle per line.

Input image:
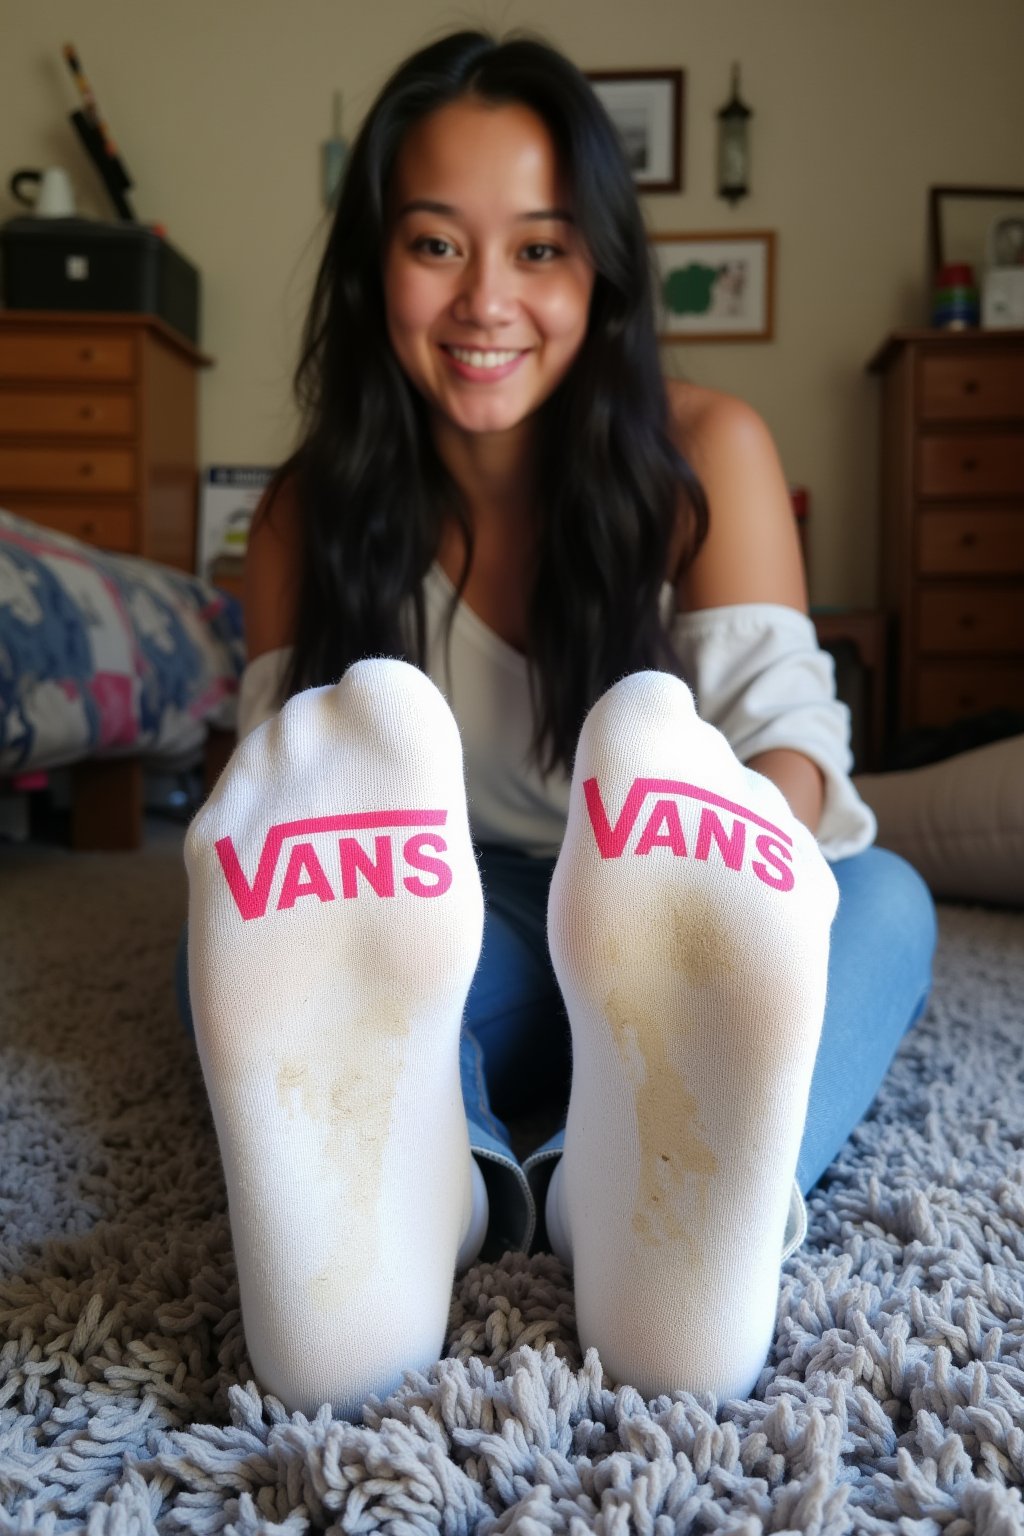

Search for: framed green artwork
xmin=652 ymin=231 xmax=775 ymax=342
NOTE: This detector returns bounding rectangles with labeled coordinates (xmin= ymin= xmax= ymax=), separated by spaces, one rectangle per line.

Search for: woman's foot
xmin=546 ymin=671 xmax=838 ymax=1400
xmin=184 ymin=660 xmax=485 ymax=1418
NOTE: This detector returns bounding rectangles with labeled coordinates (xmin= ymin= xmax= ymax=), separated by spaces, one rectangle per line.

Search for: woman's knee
xmin=833 ymin=845 xmax=937 ymax=983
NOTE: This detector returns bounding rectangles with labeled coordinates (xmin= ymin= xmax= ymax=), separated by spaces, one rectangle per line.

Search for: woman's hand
xmin=745 ymin=747 xmax=825 ymax=832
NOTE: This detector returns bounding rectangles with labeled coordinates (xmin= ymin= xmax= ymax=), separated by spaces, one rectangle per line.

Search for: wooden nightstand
xmin=869 ymin=329 xmax=1024 ymax=737
xmin=0 ymin=311 xmax=212 ymax=569
xmin=0 ymin=312 xmax=214 ymax=850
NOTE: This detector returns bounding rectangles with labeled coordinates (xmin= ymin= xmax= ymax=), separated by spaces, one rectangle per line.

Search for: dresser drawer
xmin=917 ymin=588 xmax=1024 ymax=654
xmin=917 ymin=433 xmax=1024 ymax=498
xmin=916 ymin=662 xmax=1024 ymax=724
xmin=0 ymin=332 xmax=135 ymax=383
xmin=0 ymin=389 xmax=136 ymax=438
xmin=917 ymin=509 xmax=1024 ymax=575
xmin=0 ymin=446 xmax=136 ymax=493
xmin=919 ymin=351 xmax=1024 ymax=421
xmin=3 ymin=500 xmax=135 ymax=552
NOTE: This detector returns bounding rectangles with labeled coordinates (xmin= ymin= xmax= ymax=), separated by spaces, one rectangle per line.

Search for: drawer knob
xmin=79 ymin=347 xmax=95 ymax=363
xmin=963 ymin=379 xmax=980 ymax=395
xmin=962 ymin=456 xmax=979 ymax=472
xmin=958 ymin=694 xmax=977 ymax=709
xmin=78 ymin=461 xmax=94 ymax=477
xmin=960 ymin=531 xmax=979 ymax=548
xmin=959 ymin=612 xmax=977 ymax=629
xmin=79 ymin=520 xmax=96 ymax=538
xmin=79 ymin=405 xmax=97 ymax=421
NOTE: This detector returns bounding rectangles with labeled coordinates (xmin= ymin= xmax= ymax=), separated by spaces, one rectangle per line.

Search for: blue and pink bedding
xmin=0 ymin=509 xmax=244 ymax=777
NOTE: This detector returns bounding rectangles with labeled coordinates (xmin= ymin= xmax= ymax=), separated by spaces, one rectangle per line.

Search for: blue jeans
xmin=455 ymin=843 xmax=936 ymax=1253
xmin=177 ymin=843 xmax=936 ymax=1257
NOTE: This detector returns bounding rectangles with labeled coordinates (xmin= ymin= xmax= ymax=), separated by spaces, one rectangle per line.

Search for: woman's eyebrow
xmin=395 ymin=199 xmax=575 ymax=223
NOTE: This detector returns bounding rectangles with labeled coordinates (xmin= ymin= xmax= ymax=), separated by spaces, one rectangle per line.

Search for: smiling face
xmin=383 ymin=97 xmax=596 ymax=448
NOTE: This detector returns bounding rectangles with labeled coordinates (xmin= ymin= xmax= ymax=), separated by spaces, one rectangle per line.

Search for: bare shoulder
xmin=666 ymin=377 xmax=776 ymax=474
xmin=242 ymin=471 xmax=303 ymax=661
xmin=664 ymin=377 xmax=806 ymax=611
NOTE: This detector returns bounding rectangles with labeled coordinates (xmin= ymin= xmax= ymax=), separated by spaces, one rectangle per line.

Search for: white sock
xmin=546 ymin=671 xmax=838 ymax=1401
xmin=185 ymin=659 xmax=486 ymax=1419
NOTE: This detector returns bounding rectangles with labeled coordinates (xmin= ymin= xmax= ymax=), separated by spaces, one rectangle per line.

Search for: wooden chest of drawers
xmin=869 ymin=329 xmax=1024 ymax=737
xmin=0 ymin=311 xmax=212 ymax=570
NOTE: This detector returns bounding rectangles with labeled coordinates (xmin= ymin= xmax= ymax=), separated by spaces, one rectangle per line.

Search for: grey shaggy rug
xmin=2 ymin=827 xmax=1024 ymax=1536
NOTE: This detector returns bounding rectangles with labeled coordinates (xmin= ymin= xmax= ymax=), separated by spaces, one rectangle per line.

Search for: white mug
xmin=9 ymin=166 xmax=76 ymax=218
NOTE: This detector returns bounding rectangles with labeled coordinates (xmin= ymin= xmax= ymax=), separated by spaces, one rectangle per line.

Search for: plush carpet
xmin=1 ymin=826 xmax=1023 ymax=1535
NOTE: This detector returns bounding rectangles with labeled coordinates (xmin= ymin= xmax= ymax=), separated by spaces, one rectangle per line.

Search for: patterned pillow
xmin=0 ymin=509 xmax=244 ymax=776
xmin=855 ymin=735 xmax=1024 ymax=906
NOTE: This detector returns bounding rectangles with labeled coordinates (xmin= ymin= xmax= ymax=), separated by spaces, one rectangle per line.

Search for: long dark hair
xmin=271 ymin=28 xmax=707 ymax=772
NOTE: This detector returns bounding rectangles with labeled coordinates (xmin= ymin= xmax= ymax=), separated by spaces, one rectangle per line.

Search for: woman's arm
xmin=669 ymin=384 xmax=824 ymax=832
xmin=243 ymin=474 xmax=303 ymax=662
xmin=234 ymin=476 xmax=303 ymax=738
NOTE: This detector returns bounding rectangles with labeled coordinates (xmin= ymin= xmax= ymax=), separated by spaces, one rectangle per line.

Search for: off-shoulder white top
xmin=236 ymin=566 xmax=875 ymax=862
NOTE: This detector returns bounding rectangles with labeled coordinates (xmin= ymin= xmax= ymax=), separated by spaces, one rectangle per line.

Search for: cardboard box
xmin=198 ymin=465 xmax=274 ymax=583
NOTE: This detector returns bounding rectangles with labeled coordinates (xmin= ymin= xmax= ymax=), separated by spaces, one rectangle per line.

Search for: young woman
xmin=182 ymin=30 xmax=936 ymax=1420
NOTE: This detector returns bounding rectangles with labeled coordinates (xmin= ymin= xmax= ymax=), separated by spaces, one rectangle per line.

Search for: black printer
xmin=0 ymin=216 xmax=201 ymax=346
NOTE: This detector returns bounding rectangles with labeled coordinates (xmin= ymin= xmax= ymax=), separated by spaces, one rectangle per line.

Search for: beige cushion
xmin=854 ymin=735 xmax=1024 ymax=906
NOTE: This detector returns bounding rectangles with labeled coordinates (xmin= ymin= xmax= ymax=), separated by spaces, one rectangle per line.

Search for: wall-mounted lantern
xmin=716 ymin=64 xmax=752 ymax=205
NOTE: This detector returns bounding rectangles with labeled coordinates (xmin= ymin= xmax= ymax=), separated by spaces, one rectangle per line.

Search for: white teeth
xmin=447 ymin=347 xmax=521 ymax=369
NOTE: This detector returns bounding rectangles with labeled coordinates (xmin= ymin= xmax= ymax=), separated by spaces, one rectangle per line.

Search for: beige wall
xmin=3 ymin=0 xmax=1023 ymax=604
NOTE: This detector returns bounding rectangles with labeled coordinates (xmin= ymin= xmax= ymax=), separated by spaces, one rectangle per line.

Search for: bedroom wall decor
xmin=927 ymin=184 xmax=1024 ymax=277
xmin=650 ymin=230 xmax=775 ymax=342
xmin=927 ymin=184 xmax=1024 ymax=328
xmin=716 ymin=63 xmax=752 ymax=204
xmin=585 ymin=69 xmax=684 ymax=193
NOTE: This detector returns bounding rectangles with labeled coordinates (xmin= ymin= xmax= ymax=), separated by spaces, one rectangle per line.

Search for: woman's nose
xmin=452 ymin=255 xmax=517 ymax=326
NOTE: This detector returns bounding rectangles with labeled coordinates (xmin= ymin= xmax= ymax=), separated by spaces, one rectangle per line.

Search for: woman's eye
xmin=413 ymin=236 xmax=456 ymax=258
xmin=522 ymin=242 xmax=561 ymax=262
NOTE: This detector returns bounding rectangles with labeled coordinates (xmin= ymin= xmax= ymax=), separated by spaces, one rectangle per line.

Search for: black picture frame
xmin=928 ymin=184 xmax=1024 ymax=276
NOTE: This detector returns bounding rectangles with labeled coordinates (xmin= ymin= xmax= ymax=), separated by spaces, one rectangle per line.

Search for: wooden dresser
xmin=0 ymin=311 xmax=211 ymax=570
xmin=869 ymin=329 xmax=1024 ymax=737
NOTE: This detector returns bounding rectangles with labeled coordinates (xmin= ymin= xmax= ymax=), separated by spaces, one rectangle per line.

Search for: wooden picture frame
xmin=650 ymin=230 xmax=776 ymax=342
xmin=586 ymin=69 xmax=684 ymax=193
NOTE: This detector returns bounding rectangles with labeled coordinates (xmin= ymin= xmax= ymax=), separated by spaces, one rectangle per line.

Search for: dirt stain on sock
xmin=667 ymin=892 xmax=737 ymax=986
xmin=276 ymin=1058 xmax=316 ymax=1117
xmin=273 ymin=1000 xmax=415 ymax=1310
xmin=605 ymin=986 xmax=718 ymax=1250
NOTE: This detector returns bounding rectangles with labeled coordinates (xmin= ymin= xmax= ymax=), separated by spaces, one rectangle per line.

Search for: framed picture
xmin=928 ymin=184 xmax=1024 ymax=275
xmin=586 ymin=69 xmax=684 ymax=193
xmin=651 ymin=231 xmax=776 ymax=341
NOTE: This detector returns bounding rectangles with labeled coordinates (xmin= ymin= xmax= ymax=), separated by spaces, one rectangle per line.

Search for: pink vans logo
xmin=214 ymin=809 xmax=452 ymax=921
xmin=584 ymin=776 xmax=795 ymax=891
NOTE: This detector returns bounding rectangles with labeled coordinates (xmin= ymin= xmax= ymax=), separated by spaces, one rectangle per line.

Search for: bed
xmin=0 ymin=509 xmax=244 ymax=849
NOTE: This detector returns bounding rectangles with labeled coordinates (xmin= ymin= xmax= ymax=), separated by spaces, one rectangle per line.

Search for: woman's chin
xmin=434 ymin=400 xmax=534 ymax=440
